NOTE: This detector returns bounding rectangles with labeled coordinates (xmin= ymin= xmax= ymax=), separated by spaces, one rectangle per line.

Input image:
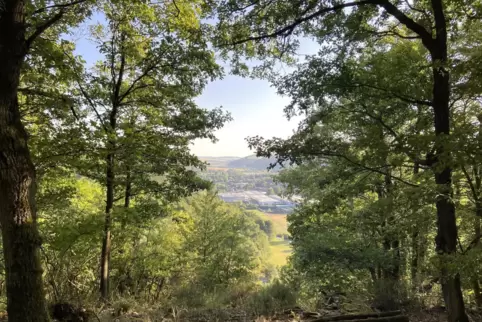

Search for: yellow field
xmin=269 ymin=240 xmax=292 ymax=266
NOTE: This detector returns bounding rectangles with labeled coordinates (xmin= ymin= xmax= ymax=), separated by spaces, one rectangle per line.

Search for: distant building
xmin=219 ymin=190 xmax=297 ymax=210
xmin=219 ymin=192 xmax=247 ymax=203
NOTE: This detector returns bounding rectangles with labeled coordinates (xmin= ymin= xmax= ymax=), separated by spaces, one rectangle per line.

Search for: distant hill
xmin=199 ymin=156 xmax=240 ymax=168
xmin=227 ymin=155 xmax=281 ymax=170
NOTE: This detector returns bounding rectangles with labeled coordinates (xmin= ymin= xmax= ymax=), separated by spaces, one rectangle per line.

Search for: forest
xmin=0 ymin=0 xmax=482 ymax=322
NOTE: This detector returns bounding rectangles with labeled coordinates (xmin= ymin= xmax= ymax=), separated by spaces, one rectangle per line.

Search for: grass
xmin=258 ymin=212 xmax=292 ymax=267
xmin=267 ymin=214 xmax=289 ymax=235
xmin=269 ymin=239 xmax=292 ymax=266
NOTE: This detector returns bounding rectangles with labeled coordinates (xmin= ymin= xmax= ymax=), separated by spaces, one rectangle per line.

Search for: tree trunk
xmin=0 ymin=1 xmax=49 ymax=320
xmin=429 ymin=1 xmax=468 ymax=320
xmin=100 ymin=78 xmax=120 ymax=299
xmin=100 ymin=150 xmax=115 ymax=300
xmin=432 ymin=70 xmax=468 ymax=322
xmin=473 ymin=210 xmax=482 ymax=309
xmin=410 ymin=164 xmax=420 ymax=288
xmin=124 ymin=168 xmax=132 ymax=208
xmin=410 ymin=232 xmax=419 ymax=285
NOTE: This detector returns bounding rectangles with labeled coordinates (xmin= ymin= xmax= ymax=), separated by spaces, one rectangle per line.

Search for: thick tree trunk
xmin=429 ymin=1 xmax=468 ymax=320
xmin=0 ymin=1 xmax=49 ymax=320
xmin=432 ymin=74 xmax=468 ymax=322
xmin=431 ymin=53 xmax=469 ymax=322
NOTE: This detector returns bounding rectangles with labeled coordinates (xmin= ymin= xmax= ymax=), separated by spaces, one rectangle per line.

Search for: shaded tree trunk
xmin=0 ymin=1 xmax=49 ymax=320
xmin=100 ymin=104 xmax=119 ymax=299
xmin=411 ymin=163 xmax=420 ymax=287
xmin=124 ymin=168 xmax=132 ymax=208
xmin=430 ymin=1 xmax=468 ymax=321
xmin=411 ymin=232 xmax=419 ymax=284
xmin=472 ymin=209 xmax=482 ymax=309
xmin=100 ymin=149 xmax=114 ymax=300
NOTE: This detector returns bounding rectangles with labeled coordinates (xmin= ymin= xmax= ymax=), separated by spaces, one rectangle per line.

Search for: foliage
xmin=3 ymin=0 xmax=482 ymax=321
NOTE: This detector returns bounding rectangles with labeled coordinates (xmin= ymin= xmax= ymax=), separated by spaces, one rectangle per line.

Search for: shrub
xmin=246 ymin=280 xmax=297 ymax=316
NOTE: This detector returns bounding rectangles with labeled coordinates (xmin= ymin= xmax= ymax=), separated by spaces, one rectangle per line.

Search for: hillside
xmin=198 ymin=156 xmax=240 ymax=168
xmin=227 ymin=155 xmax=282 ymax=170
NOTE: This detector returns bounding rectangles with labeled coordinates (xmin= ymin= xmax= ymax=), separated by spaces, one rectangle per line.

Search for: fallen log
xmin=311 ymin=316 xmax=408 ymax=322
xmin=311 ymin=311 xmax=403 ymax=321
xmin=318 ymin=315 xmax=409 ymax=322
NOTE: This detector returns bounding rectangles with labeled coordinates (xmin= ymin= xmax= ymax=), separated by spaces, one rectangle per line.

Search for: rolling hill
xmin=227 ymin=155 xmax=281 ymax=170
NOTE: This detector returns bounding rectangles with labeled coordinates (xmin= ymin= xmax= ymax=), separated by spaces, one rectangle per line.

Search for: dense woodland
xmin=1 ymin=1 xmax=482 ymax=322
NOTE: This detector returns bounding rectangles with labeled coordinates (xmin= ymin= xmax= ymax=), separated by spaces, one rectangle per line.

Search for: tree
xmin=210 ymin=1 xmax=482 ymax=320
xmin=178 ymin=190 xmax=269 ymax=291
xmin=0 ymin=1 xmax=92 ymax=320
xmin=63 ymin=1 xmax=230 ymax=299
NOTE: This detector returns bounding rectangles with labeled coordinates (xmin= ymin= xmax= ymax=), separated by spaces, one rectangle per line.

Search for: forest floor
xmin=92 ymin=306 xmax=473 ymax=322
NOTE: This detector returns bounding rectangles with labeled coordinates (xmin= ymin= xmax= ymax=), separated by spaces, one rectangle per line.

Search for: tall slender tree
xmin=66 ymin=1 xmax=230 ymax=299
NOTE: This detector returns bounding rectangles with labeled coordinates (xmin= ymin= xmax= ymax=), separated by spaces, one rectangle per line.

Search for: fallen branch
xmin=312 ymin=311 xmax=403 ymax=321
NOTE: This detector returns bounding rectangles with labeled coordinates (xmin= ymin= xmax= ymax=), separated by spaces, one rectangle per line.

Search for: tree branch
xmin=375 ymin=0 xmax=434 ymax=50
xmin=226 ymin=0 xmax=435 ymax=53
xmin=228 ymin=0 xmax=375 ymax=46
xmin=18 ymin=87 xmax=80 ymax=120
xmin=113 ymin=34 xmax=126 ymax=107
xmin=26 ymin=10 xmax=65 ymax=49
xmin=462 ymin=234 xmax=482 ymax=254
xmin=462 ymin=165 xmax=478 ymax=203
xmin=33 ymin=0 xmax=89 ymax=14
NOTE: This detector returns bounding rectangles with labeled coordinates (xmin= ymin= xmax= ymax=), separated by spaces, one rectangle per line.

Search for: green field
xmin=258 ymin=212 xmax=292 ymax=266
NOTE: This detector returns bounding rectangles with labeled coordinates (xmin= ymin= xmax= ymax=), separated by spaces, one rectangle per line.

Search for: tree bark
xmin=411 ymin=164 xmax=420 ymax=288
xmin=429 ymin=1 xmax=468 ymax=320
xmin=99 ymin=33 xmax=125 ymax=298
xmin=100 ymin=147 xmax=115 ymax=300
xmin=124 ymin=168 xmax=132 ymax=208
xmin=410 ymin=232 xmax=419 ymax=284
xmin=472 ymin=210 xmax=482 ymax=309
xmin=0 ymin=1 xmax=49 ymax=320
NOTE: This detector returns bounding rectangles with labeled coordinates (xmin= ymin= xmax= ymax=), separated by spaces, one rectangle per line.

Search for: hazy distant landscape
xmin=200 ymin=155 xmax=281 ymax=170
xmin=198 ymin=155 xmax=293 ymax=266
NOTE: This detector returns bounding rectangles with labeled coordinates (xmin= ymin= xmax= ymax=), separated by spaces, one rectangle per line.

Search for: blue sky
xmin=71 ymin=14 xmax=318 ymax=157
xmin=192 ymin=76 xmax=302 ymax=157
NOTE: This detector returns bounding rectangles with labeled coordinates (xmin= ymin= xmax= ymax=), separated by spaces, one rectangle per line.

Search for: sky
xmin=191 ymin=76 xmax=302 ymax=157
xmin=71 ymin=14 xmax=318 ymax=158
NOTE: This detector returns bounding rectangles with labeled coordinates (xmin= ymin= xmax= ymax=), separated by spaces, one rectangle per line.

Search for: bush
xmin=370 ymin=279 xmax=408 ymax=312
xmin=246 ymin=280 xmax=297 ymax=316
